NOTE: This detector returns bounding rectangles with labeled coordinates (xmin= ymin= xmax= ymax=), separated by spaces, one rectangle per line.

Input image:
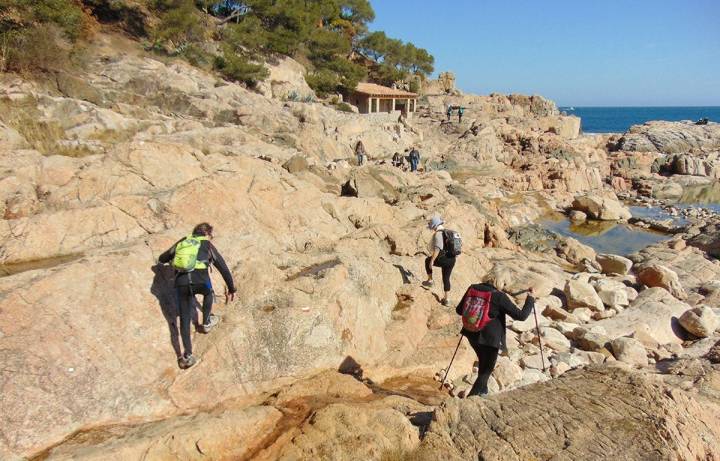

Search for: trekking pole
xmin=439 ymin=334 xmax=464 ymax=391
xmin=532 ymin=304 xmax=546 ymax=372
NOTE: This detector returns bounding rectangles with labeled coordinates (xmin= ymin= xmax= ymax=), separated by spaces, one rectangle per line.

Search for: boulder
xmin=610 ymin=337 xmax=648 ymax=366
xmin=572 ymin=192 xmax=632 ymax=221
xmin=535 ymin=326 xmax=572 ymax=352
xmin=564 ymin=280 xmax=605 ymax=311
xmin=595 ymin=288 xmax=691 ymax=344
xmin=491 ymin=357 xmax=523 ymax=389
xmin=415 ymin=365 xmax=720 ymax=460
xmin=596 ymin=253 xmax=633 ymax=275
xmin=636 ymin=263 xmax=688 ymax=300
xmin=678 ymin=306 xmax=719 ymax=338
xmin=282 ymin=154 xmax=310 ymax=173
xmin=569 ymin=210 xmax=587 ymax=222
xmin=572 ymin=327 xmax=611 ymax=352
xmin=598 ymin=288 xmax=630 ymax=309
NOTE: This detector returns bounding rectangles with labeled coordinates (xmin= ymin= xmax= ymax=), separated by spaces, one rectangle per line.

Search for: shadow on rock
xmin=150 ymin=263 xmax=190 ymax=359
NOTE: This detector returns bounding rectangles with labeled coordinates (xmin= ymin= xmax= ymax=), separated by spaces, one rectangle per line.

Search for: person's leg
xmin=440 ymin=256 xmax=456 ymax=303
xmin=177 ymin=286 xmax=194 ymax=358
xmin=198 ymin=284 xmax=214 ymax=326
xmin=424 ymin=256 xmax=433 ymax=284
xmin=467 ymin=343 xmax=499 ymax=396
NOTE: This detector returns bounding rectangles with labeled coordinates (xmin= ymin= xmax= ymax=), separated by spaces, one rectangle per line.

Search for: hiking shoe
xmin=179 ymin=354 xmax=197 ymax=369
xmin=441 ymin=298 xmax=449 ymax=306
xmin=422 ymin=280 xmax=434 ymax=287
xmin=200 ymin=314 xmax=219 ymax=334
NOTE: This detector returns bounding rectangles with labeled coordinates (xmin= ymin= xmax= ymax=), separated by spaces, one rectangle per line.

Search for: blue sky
xmin=369 ymin=0 xmax=720 ymax=106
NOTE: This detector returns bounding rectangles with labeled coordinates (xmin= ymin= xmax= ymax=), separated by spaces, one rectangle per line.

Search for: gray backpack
xmin=442 ymin=229 xmax=462 ymax=257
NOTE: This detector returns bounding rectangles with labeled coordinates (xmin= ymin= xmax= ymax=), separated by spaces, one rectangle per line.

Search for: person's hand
xmin=225 ymin=288 xmax=236 ymax=304
xmin=527 ymin=287 xmax=535 ymax=296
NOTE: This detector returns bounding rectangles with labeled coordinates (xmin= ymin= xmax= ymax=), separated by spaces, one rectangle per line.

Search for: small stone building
xmin=349 ymin=82 xmax=418 ymax=115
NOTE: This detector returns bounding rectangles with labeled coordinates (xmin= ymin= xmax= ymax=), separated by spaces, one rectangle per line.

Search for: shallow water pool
xmin=541 ymin=216 xmax=670 ymax=256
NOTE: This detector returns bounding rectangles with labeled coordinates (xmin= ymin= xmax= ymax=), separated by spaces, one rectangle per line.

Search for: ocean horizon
xmin=560 ymin=106 xmax=720 ymax=134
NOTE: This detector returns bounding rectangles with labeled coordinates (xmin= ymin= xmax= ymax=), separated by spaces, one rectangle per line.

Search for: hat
xmin=428 ymin=216 xmax=444 ymax=229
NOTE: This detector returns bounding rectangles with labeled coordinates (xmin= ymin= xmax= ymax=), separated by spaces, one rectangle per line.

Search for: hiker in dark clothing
xmin=423 ymin=215 xmax=456 ymax=306
xmin=446 ymin=105 xmax=453 ymax=121
xmin=392 ymin=152 xmax=404 ymax=169
xmin=458 ymin=106 xmax=465 ymax=123
xmin=409 ymin=147 xmax=420 ymax=172
xmin=355 ymin=140 xmax=366 ymax=165
xmin=159 ymin=222 xmax=236 ymax=369
xmin=456 ymin=282 xmax=534 ymax=397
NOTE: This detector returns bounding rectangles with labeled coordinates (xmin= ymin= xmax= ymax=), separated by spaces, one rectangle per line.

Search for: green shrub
xmin=213 ymin=47 xmax=269 ymax=87
xmin=152 ymin=0 xmax=205 ymax=47
xmin=334 ymin=102 xmax=354 ymax=112
xmin=305 ymin=69 xmax=339 ymax=97
xmin=0 ymin=26 xmax=69 ymax=73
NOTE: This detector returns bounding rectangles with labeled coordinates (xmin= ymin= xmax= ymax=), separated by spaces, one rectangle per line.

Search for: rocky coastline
xmin=1 ymin=33 xmax=720 ymax=460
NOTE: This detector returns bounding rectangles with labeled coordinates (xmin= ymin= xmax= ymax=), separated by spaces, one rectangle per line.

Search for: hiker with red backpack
xmin=455 ymin=281 xmax=535 ymax=397
xmin=423 ymin=216 xmax=462 ymax=306
xmin=159 ymin=223 xmax=236 ymax=369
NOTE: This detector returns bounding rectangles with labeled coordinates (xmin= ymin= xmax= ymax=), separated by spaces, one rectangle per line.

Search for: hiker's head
xmin=192 ymin=222 xmax=213 ymax=238
xmin=427 ymin=215 xmax=444 ymax=230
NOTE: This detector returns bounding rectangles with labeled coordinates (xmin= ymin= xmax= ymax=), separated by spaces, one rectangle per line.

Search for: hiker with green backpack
xmin=159 ymin=223 xmax=236 ymax=369
xmin=423 ymin=216 xmax=462 ymax=306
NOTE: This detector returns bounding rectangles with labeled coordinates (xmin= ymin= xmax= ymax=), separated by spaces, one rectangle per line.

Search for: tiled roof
xmin=355 ymin=82 xmax=417 ymax=97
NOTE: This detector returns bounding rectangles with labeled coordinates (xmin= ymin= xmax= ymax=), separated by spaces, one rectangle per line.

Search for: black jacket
xmin=159 ymin=236 xmax=236 ymax=293
xmin=455 ymin=283 xmax=534 ymax=350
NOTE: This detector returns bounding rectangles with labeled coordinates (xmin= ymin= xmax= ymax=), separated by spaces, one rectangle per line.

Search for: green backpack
xmin=172 ymin=235 xmax=209 ymax=272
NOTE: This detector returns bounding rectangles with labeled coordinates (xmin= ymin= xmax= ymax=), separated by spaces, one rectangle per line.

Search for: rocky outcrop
xmin=414 ymin=364 xmax=720 ymax=461
xmin=616 ymin=121 xmax=720 ymax=154
xmin=679 ymin=306 xmax=719 ymax=338
xmin=572 ymin=192 xmax=632 ymax=221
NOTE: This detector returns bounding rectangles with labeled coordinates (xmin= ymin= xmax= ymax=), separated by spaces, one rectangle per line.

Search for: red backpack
xmin=461 ymin=287 xmax=493 ymax=332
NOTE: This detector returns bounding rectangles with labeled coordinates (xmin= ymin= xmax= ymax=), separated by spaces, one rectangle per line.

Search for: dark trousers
xmin=468 ymin=341 xmax=499 ymax=396
xmin=177 ymin=284 xmax=213 ymax=356
xmin=425 ymin=254 xmax=456 ymax=291
xmin=410 ymin=158 xmax=418 ymax=171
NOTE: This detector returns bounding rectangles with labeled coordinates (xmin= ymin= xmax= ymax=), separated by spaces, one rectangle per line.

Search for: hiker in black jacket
xmin=159 ymin=222 xmax=236 ymax=369
xmin=456 ymin=283 xmax=534 ymax=396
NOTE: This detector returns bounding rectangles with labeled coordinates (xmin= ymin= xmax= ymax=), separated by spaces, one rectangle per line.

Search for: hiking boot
xmin=200 ymin=314 xmax=219 ymax=334
xmin=441 ymin=298 xmax=449 ymax=306
xmin=178 ymin=354 xmax=198 ymax=369
xmin=422 ymin=280 xmax=434 ymax=287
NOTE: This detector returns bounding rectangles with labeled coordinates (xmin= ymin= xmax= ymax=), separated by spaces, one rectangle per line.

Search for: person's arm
xmin=498 ymin=289 xmax=535 ymax=321
xmin=158 ymin=239 xmax=183 ymax=264
xmin=429 ymin=247 xmax=440 ymax=266
xmin=209 ymin=243 xmax=237 ymax=299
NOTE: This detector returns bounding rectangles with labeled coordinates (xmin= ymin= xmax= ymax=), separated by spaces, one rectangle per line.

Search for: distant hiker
xmin=159 ymin=223 xmax=236 ymax=369
xmin=423 ymin=216 xmax=461 ymax=306
xmin=456 ymin=281 xmax=535 ymax=397
xmin=392 ymin=152 xmax=404 ymax=168
xmin=458 ymin=106 xmax=465 ymax=123
xmin=446 ymin=105 xmax=453 ymax=121
xmin=355 ymin=140 xmax=366 ymax=166
xmin=409 ymin=147 xmax=420 ymax=172
xmin=696 ymin=117 xmax=709 ymax=125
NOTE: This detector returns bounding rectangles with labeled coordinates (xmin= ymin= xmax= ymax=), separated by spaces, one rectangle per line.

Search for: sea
xmin=559 ymin=106 xmax=720 ymax=134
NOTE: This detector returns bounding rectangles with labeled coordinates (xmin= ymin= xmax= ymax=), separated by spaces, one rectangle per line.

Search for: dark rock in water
xmin=508 ymin=224 xmax=561 ymax=253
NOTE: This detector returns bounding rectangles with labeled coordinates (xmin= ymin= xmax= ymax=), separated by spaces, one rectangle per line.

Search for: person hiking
xmin=159 ymin=223 xmax=236 ymax=369
xmin=446 ymin=105 xmax=453 ymax=121
xmin=458 ymin=106 xmax=465 ymax=123
xmin=455 ymin=279 xmax=535 ymax=397
xmin=355 ymin=140 xmax=366 ymax=166
xmin=422 ymin=216 xmax=457 ymax=306
xmin=409 ymin=147 xmax=420 ymax=172
xmin=392 ymin=152 xmax=404 ymax=169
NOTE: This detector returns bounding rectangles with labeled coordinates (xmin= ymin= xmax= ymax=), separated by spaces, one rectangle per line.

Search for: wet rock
xmin=569 ymin=210 xmax=587 ymax=222
xmin=678 ymin=306 xmax=719 ymax=338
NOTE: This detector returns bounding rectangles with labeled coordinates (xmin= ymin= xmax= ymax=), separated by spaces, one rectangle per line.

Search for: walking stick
xmin=439 ymin=334 xmax=464 ymax=390
xmin=532 ymin=304 xmax=547 ymax=372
